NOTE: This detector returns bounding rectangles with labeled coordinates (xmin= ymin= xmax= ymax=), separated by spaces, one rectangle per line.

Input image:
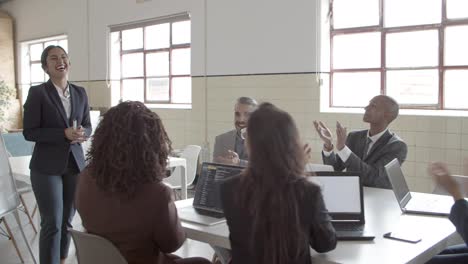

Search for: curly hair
xmin=87 ymin=101 xmax=172 ymax=197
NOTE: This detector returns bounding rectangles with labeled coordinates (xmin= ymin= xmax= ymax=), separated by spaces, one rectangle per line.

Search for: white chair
xmin=1 ymin=132 xmax=38 ymax=233
xmin=164 ymin=145 xmax=201 ymax=189
xmin=305 ymin=163 xmax=334 ymax=172
xmin=69 ymin=229 xmax=128 ymax=264
xmin=81 ymin=110 xmax=101 ymax=157
xmin=433 ymin=174 xmax=468 ymax=197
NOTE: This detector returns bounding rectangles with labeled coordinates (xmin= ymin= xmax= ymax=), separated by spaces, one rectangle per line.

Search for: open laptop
xmin=178 ymin=162 xmax=244 ymax=226
xmin=311 ymin=172 xmax=375 ymax=241
xmin=384 ymin=158 xmax=453 ymax=216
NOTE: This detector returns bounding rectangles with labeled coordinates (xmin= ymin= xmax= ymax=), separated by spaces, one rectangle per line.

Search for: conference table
xmin=9 ymin=155 xmax=189 ymax=199
xmin=175 ymin=187 xmax=460 ymax=264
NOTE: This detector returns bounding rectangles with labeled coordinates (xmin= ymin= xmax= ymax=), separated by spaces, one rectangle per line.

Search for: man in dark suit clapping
xmin=314 ymin=95 xmax=407 ymax=189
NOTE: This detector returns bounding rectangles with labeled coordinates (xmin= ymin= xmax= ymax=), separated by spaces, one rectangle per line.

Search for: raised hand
xmin=303 ymin=143 xmax=312 ymax=163
xmin=313 ymin=120 xmax=333 ymax=151
xmin=429 ymin=161 xmax=463 ymax=201
xmin=335 ymin=121 xmax=347 ymax=151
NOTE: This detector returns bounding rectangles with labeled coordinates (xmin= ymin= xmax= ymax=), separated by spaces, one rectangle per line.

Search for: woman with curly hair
xmin=220 ymin=103 xmax=337 ymax=264
xmin=76 ymin=101 xmax=210 ymax=264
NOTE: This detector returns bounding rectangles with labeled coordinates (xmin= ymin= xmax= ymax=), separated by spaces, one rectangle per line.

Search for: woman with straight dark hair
xmin=76 ymin=101 xmax=210 ymax=264
xmin=220 ymin=103 xmax=337 ymax=264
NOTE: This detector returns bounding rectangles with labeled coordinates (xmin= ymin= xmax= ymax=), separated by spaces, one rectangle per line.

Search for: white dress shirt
xmin=323 ymin=129 xmax=388 ymax=163
xmin=52 ymin=82 xmax=71 ymax=120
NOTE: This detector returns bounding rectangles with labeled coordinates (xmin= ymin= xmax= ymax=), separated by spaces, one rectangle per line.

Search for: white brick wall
xmin=84 ymin=73 xmax=468 ymax=193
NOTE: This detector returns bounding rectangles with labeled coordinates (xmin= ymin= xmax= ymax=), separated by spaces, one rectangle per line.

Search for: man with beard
xmin=313 ymin=95 xmax=407 ymax=189
xmin=213 ymin=97 xmax=257 ymax=166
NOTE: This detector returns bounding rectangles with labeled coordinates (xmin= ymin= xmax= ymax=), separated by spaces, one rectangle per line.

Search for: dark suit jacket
xmin=76 ymin=169 xmax=186 ymax=264
xmin=322 ymin=129 xmax=407 ymax=189
xmin=450 ymin=199 xmax=468 ymax=246
xmin=220 ymin=175 xmax=337 ymax=264
xmin=213 ymin=129 xmax=248 ymax=166
xmin=23 ymin=80 xmax=92 ymax=175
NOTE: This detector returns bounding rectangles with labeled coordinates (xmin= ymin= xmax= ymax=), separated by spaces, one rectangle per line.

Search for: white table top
xmin=9 ymin=155 xmax=187 ymax=182
xmin=175 ymin=187 xmax=459 ymax=264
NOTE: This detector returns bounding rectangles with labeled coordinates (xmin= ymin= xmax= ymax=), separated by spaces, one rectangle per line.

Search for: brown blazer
xmin=76 ymin=169 xmax=185 ymax=264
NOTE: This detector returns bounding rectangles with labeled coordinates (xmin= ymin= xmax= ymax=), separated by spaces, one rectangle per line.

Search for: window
xmin=330 ymin=0 xmax=468 ymax=110
xmin=20 ymin=36 xmax=68 ymax=102
xmin=110 ymin=14 xmax=191 ymax=107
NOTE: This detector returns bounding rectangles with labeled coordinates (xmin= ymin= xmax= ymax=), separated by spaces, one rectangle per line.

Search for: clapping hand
xmin=429 ymin=161 xmax=463 ymax=201
xmin=215 ymin=150 xmax=240 ymax=165
xmin=335 ymin=122 xmax=347 ymax=151
xmin=313 ymin=121 xmax=333 ymax=151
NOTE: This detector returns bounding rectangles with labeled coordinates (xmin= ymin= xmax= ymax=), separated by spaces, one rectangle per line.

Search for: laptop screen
xmin=311 ymin=172 xmax=364 ymax=222
xmin=193 ymin=162 xmax=244 ymax=212
xmin=384 ymin=158 xmax=411 ymax=205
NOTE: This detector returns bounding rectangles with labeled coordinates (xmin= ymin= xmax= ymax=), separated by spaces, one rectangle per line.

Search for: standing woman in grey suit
xmin=23 ymin=45 xmax=91 ymax=264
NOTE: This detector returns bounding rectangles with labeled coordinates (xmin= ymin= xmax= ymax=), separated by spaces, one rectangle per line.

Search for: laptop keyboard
xmin=332 ymin=222 xmax=364 ymax=232
xmin=196 ymin=209 xmax=225 ymax=219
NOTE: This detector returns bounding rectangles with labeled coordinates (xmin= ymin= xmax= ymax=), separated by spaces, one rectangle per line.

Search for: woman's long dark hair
xmin=240 ymin=103 xmax=307 ymax=264
xmin=87 ymin=101 xmax=172 ymax=197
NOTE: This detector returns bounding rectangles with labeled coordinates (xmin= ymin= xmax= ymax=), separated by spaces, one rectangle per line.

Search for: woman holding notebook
xmin=76 ymin=101 xmax=210 ymax=264
xmin=220 ymin=103 xmax=337 ymax=264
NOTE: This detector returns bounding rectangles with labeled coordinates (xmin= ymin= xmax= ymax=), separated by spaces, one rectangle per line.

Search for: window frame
xmin=329 ymin=0 xmax=468 ymax=110
xmin=110 ymin=13 xmax=191 ymax=105
xmin=19 ymin=35 xmax=68 ymax=105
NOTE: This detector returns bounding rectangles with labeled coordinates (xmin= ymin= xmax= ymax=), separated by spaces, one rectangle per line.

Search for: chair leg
xmin=19 ymin=195 xmax=38 ymax=234
xmin=31 ymin=204 xmax=38 ymax=219
xmin=2 ymin=218 xmax=25 ymax=263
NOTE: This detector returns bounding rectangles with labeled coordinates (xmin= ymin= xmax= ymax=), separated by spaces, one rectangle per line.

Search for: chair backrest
xmin=182 ymin=145 xmax=202 ymax=186
xmin=433 ymin=175 xmax=468 ymax=197
xmin=304 ymin=163 xmax=334 ymax=172
xmin=69 ymin=229 xmax=128 ymax=264
xmin=1 ymin=133 xmax=34 ymax=157
xmin=164 ymin=145 xmax=202 ymax=188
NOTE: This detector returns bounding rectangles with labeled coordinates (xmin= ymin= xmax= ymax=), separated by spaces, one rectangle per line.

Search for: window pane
xmin=58 ymin=39 xmax=68 ymax=52
xmin=31 ymin=63 xmax=45 ymax=83
xmin=386 ymin=30 xmax=438 ymax=67
xmin=44 ymin=40 xmax=58 ymax=47
xmin=385 ymin=0 xmax=441 ymax=27
xmin=386 ymin=70 xmax=438 ymax=105
xmin=146 ymin=78 xmax=169 ymax=101
xmin=447 ymin=0 xmax=468 ymax=19
xmin=172 ymin=20 xmax=191 ymax=44
xmin=30 ymin=43 xmax=43 ymax=61
xmin=332 ymin=72 xmax=380 ymax=107
xmin=145 ymin=23 xmax=170 ymax=49
xmin=122 ymin=79 xmax=144 ymax=102
xmin=172 ymin=77 xmax=191 ymax=104
xmin=333 ymin=33 xmax=380 ymax=69
xmin=110 ymin=32 xmax=121 ymax=80
xmin=122 ymin=53 xmax=143 ymax=78
xmin=122 ymin=28 xmax=143 ymax=50
xmin=172 ymin=48 xmax=190 ymax=75
xmin=146 ymin=52 xmax=169 ymax=76
xmin=444 ymin=70 xmax=468 ymax=109
xmin=333 ymin=0 xmax=379 ymax=29
xmin=445 ymin=26 xmax=468 ymax=66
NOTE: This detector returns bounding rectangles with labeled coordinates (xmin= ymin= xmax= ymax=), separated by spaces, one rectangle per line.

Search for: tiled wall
xmin=82 ymin=73 xmax=468 ymax=193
